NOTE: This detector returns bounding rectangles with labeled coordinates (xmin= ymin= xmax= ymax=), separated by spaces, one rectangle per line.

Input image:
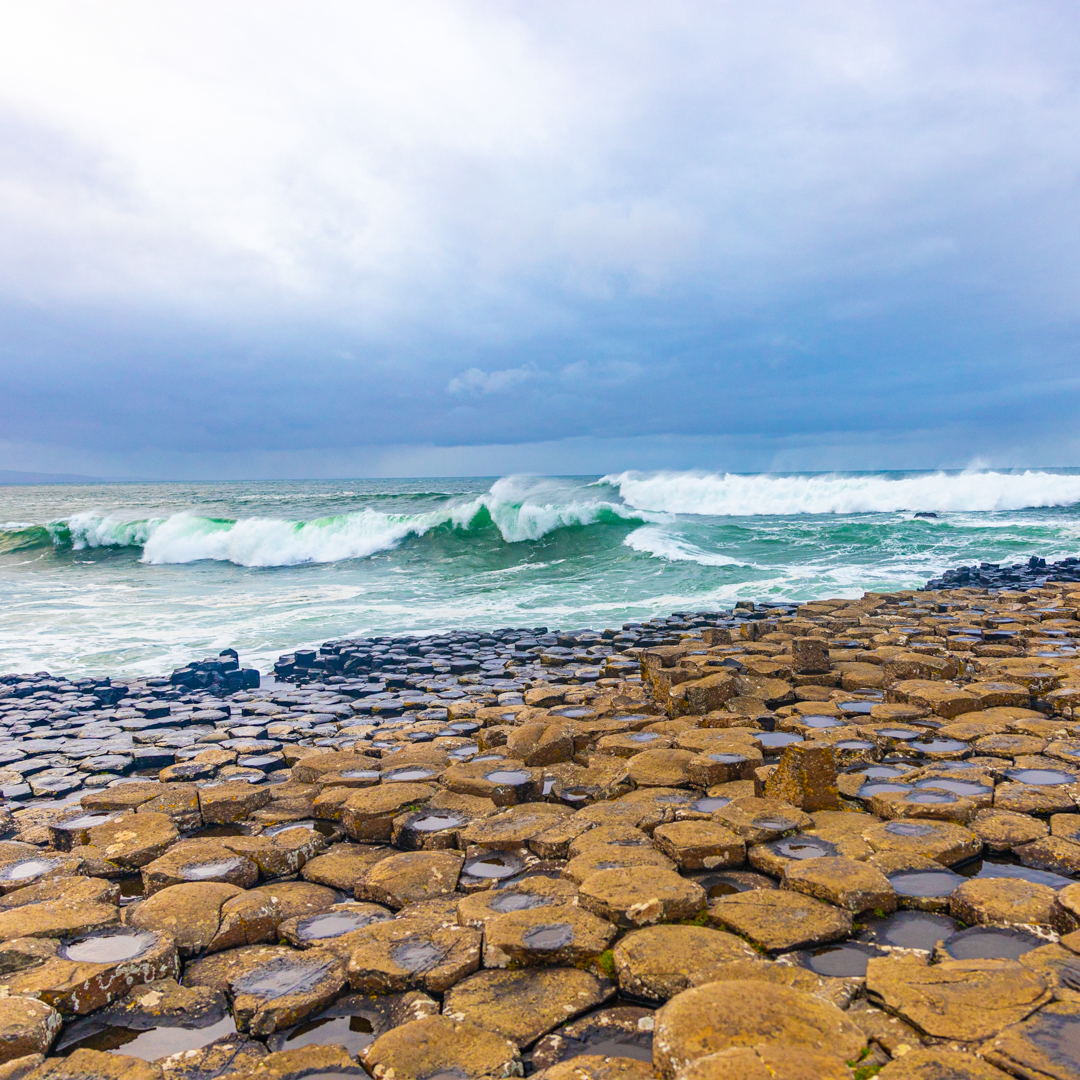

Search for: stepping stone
xmin=442 ymin=967 xmax=614 ymax=1048
xmin=652 ymin=979 xmax=865 ymax=1079
xmin=612 ymin=924 xmax=758 ymax=1001
xmin=532 ymin=1005 xmax=655 ymax=1071
xmin=782 ymin=856 xmax=897 ymax=915
xmin=354 ymin=850 xmax=463 ymax=909
xmin=578 ymin=867 xmax=705 ymax=928
xmin=708 ymin=889 xmax=853 ymax=952
xmin=362 ymin=1015 xmax=520 ymax=1080
xmin=483 ymin=904 xmax=616 ymax=967
xmin=345 ymin=917 xmax=480 ymax=993
xmin=865 ymin=955 xmax=1051 ymax=1042
xmin=651 ymin=821 xmax=746 ymax=870
xmin=861 ymin=820 xmax=983 ymax=866
xmin=300 ymin=842 xmax=392 ymax=892
xmin=949 ymin=877 xmax=1061 ymax=929
xmin=141 ymin=839 xmax=259 ymax=895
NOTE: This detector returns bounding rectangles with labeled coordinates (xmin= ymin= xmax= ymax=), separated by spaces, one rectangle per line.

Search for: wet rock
xmin=652 ymin=979 xmax=865 ymax=1079
xmin=196 ymin=781 xmax=271 ymax=825
xmin=231 ymin=1044 xmax=363 ymax=1079
xmin=23 ymin=1049 xmax=163 ymax=1079
xmin=708 ymin=889 xmax=852 ymax=952
xmin=540 ymin=1055 xmax=652 ymax=1080
xmin=184 ymin=944 xmax=345 ymax=1035
xmin=713 ymin=799 xmax=812 ymax=844
xmin=461 ymin=804 xmax=572 ymax=850
xmin=354 ymin=850 xmax=463 ymax=909
xmin=300 ymin=843 xmax=390 ymax=892
xmin=158 ymin=1032 xmax=267 ymax=1080
xmin=578 ymin=867 xmax=705 ymax=928
xmin=763 ymin=742 xmax=839 ymax=812
xmin=457 ymin=877 xmax=579 ymax=930
xmin=85 ymin=813 xmax=179 ymax=870
xmin=626 ymin=750 xmax=696 ymax=788
xmin=1 ymin=927 xmax=179 ymax=1015
xmin=0 ymin=893 xmax=119 ymax=942
xmin=672 ymin=1045 xmax=853 ymax=1080
xmin=483 ymin=905 xmax=615 ymax=968
xmin=782 ymin=856 xmax=896 ymax=915
xmin=141 ymin=840 xmax=259 ymax=895
xmin=865 ymin=954 xmax=1051 ymax=1041
xmin=612 ymin=925 xmax=758 ymax=1001
xmin=651 ymin=822 xmax=745 ymax=871
xmin=531 ymin=1006 xmax=653 ymax=1072
xmin=970 ymin=808 xmax=1048 ymax=851
xmin=0 ymin=998 xmax=60 ymax=1063
xmin=441 ymin=761 xmax=542 ymax=806
xmin=341 ymin=784 xmax=436 ymax=842
xmin=563 ymin=845 xmax=676 ymax=885
xmin=442 ymin=967 xmax=614 ymax=1048
xmin=1015 ymin=835 xmax=1080 ymax=877
xmin=949 ymin=877 xmax=1060 ymax=929
xmin=876 ymin=1048 xmax=1013 ymax=1078
xmin=279 ymin=902 xmax=391 ymax=955
xmin=984 ymin=999 xmax=1080 ymax=1080
xmin=345 ymin=917 xmax=480 ymax=993
xmin=861 ymin=820 xmax=983 ymax=866
xmin=362 ymin=1015 xmax=521 ymax=1080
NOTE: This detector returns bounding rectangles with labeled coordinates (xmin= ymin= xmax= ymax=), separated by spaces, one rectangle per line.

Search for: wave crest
xmin=603 ymin=470 xmax=1080 ymax=516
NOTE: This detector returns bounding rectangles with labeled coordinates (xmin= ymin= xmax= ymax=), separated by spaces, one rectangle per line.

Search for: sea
xmin=2 ymin=469 xmax=1080 ymax=679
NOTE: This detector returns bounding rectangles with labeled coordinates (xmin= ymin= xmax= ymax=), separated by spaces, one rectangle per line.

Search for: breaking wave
xmin=602 ymin=470 xmax=1080 ymax=516
xmin=0 ymin=477 xmax=660 ymax=567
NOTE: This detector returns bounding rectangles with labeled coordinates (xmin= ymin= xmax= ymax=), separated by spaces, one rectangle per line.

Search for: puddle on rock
xmin=888 ymin=869 xmax=964 ymax=898
xmin=767 ymin=837 xmax=839 ymax=860
xmin=858 ymin=782 xmax=912 ymax=798
xmin=803 ymin=942 xmax=885 ymax=978
xmin=914 ymin=778 xmax=992 ymax=799
xmin=1004 ymin=769 xmax=1077 ymax=786
xmin=522 ymin=923 xmax=574 ymax=950
xmin=884 ymin=821 xmax=935 ymax=837
xmin=58 ymin=1017 xmax=237 ymax=1060
xmin=61 ymin=930 xmax=156 ymax=964
xmin=181 ymin=858 xmax=246 ymax=881
xmin=484 ymin=770 xmax=531 ymax=785
xmin=0 ymin=857 xmax=65 ymax=882
xmin=798 ymin=716 xmax=844 ymax=729
xmin=383 ymin=768 xmax=436 ymax=782
xmin=756 ymin=733 xmax=803 ymax=750
xmin=941 ymin=925 xmax=1043 ymax=960
xmin=390 ymin=939 xmax=445 ymax=972
xmin=863 ymin=910 xmax=958 ymax=951
xmin=489 ymin=892 xmax=549 ymax=913
xmin=297 ymin=911 xmax=387 ymax=941
xmin=960 ymin=858 xmax=1075 ymax=890
xmin=409 ymin=814 xmax=465 ymax=833
xmin=692 ymin=797 xmax=731 ymax=813
xmin=275 ymin=1014 xmax=376 ymax=1055
xmin=463 ymin=853 xmax=524 ymax=880
xmin=232 ymin=956 xmax=338 ymax=998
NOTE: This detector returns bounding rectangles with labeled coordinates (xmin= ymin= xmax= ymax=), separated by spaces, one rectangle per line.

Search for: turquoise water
xmin=2 ymin=470 xmax=1080 ymax=677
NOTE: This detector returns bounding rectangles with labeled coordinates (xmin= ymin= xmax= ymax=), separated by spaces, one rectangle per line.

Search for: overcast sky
xmin=1 ymin=1 xmax=1079 ymax=478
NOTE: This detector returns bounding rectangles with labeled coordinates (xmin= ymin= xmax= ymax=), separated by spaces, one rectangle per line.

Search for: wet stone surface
xmin=5 ymin=581 xmax=1080 ymax=1072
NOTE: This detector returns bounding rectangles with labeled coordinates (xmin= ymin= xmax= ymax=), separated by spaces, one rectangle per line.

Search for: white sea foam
xmin=603 ymin=470 xmax=1080 ymax=516
xmin=623 ymin=526 xmax=748 ymax=566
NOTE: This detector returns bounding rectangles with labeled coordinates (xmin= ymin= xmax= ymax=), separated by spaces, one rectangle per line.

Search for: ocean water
xmin=2 ymin=470 xmax=1080 ymax=678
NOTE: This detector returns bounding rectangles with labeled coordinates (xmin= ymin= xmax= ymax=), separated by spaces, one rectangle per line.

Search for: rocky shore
xmin=3 ymin=573 xmax=1080 ymax=1078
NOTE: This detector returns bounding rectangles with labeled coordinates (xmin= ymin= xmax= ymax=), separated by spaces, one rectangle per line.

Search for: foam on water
xmin=603 ymin=469 xmax=1080 ymax=516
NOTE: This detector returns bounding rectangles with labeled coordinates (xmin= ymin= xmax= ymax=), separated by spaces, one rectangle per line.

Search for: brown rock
xmin=652 ymin=979 xmax=865 ymax=1079
xmin=651 ymin=821 xmax=745 ymax=871
xmin=708 ymin=889 xmax=852 ymax=952
xmin=970 ymin=808 xmax=1048 ymax=851
xmin=949 ymin=877 xmax=1060 ymax=929
xmin=984 ymin=999 xmax=1080 ymax=1080
xmin=865 ymin=954 xmax=1050 ymax=1041
xmin=578 ymin=867 xmax=705 ymax=928
xmin=861 ymin=819 xmax=982 ymax=866
xmin=141 ymin=839 xmax=259 ymax=895
xmin=0 ymin=997 xmax=60 ymax=1063
xmin=345 ymin=918 xmax=481 ymax=993
xmin=612 ymin=925 xmax=758 ymax=1001
xmin=763 ymin=742 xmax=839 ymax=812
xmin=354 ymin=850 xmax=463 ymax=909
xmin=24 ymin=1049 xmax=163 ymax=1079
xmin=673 ymin=1045 xmax=853 ymax=1080
xmin=483 ymin=906 xmax=615 ymax=968
xmin=782 ymin=856 xmax=896 ymax=915
xmin=341 ymin=784 xmax=436 ymax=842
xmin=300 ymin=843 xmax=390 ymax=891
xmin=362 ymin=1015 xmax=520 ymax=1080
xmin=876 ymin=1048 xmax=1013 ymax=1079
xmin=713 ymin=798 xmax=812 ymax=844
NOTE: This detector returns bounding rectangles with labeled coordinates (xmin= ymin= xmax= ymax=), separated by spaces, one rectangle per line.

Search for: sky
xmin=1 ymin=1 xmax=1079 ymax=479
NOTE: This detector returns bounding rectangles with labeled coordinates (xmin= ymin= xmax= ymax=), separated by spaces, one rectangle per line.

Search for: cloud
xmin=0 ymin=1 xmax=1078 ymax=474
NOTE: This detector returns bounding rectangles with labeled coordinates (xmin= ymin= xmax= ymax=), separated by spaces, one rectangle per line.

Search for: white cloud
xmin=446 ymin=366 xmax=537 ymax=395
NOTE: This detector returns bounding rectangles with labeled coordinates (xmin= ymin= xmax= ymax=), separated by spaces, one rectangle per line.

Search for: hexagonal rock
xmin=506 ymin=722 xmax=575 ymax=767
xmin=612 ymin=925 xmax=758 ymax=1001
xmin=713 ymin=798 xmax=812 ymax=845
xmin=459 ymin=804 xmax=573 ymax=849
xmin=563 ymin=845 xmax=676 ymax=885
xmin=626 ymin=750 xmax=697 ymax=788
xmin=674 ymin=1045 xmax=854 ymax=1080
xmin=865 ymin=955 xmax=1051 ymax=1042
xmin=861 ymin=820 xmax=982 ymax=866
xmin=341 ymin=783 xmax=436 ymax=842
xmin=457 ymin=876 xmax=579 ymax=930
xmin=483 ymin=905 xmax=615 ymax=968
xmin=870 ymin=790 xmax=977 ymax=825
xmin=532 ymin=1005 xmax=655 ymax=1072
xmin=196 ymin=780 xmax=272 ymax=824
xmin=652 ymin=979 xmax=866 ymax=1079
xmin=875 ymin=1048 xmax=1014 ymax=1079
xmin=362 ymin=1015 xmax=521 ymax=1080
xmin=543 ymin=1057 xmax=653 ymax=1080
xmin=708 ymin=890 xmax=853 ymax=953
xmin=22 ymin=1048 xmax=164 ymax=1079
xmin=0 ymin=996 xmax=60 ymax=1063
xmin=77 ymin=811 xmax=178 ymax=871
xmin=782 ymin=856 xmax=896 ymax=915
xmin=141 ymin=839 xmax=259 ymax=895
xmin=300 ymin=842 xmax=391 ymax=891
xmin=763 ymin=742 xmax=839 ymax=812
xmin=354 ymin=850 xmax=463 ymax=909
xmin=578 ymin=867 xmax=705 ymax=928
xmin=442 ymin=967 xmax=614 ymax=1048
xmin=1016 ymin=835 xmax=1080 ymax=877
xmin=983 ymin=999 xmax=1080 ymax=1080
xmin=949 ymin=877 xmax=1060 ymax=929
xmin=651 ymin=821 xmax=746 ymax=871
xmin=440 ymin=761 xmax=543 ymax=806
xmin=970 ymin=809 xmax=1048 ymax=852
xmin=345 ymin=917 xmax=481 ymax=994
xmin=0 ymin=892 xmax=119 ymax=942
xmin=994 ymin=782 xmax=1077 ymax=816
xmin=0 ymin=927 xmax=178 ymax=1015
xmin=183 ymin=943 xmax=345 ymax=1036
xmin=567 ymin=825 xmax=653 ymax=860
xmin=279 ymin=902 xmax=391 ymax=955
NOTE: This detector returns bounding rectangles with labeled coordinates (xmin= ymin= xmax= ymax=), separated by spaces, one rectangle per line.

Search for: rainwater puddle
xmin=490 ymin=892 xmax=549 ymax=913
xmin=799 ymin=716 xmax=843 ymax=729
xmin=277 ymin=1014 xmax=376 ymax=1055
xmin=409 ymin=814 xmax=465 ymax=833
xmin=522 ymin=924 xmax=574 ymax=950
xmin=383 ymin=769 xmax=436 ymax=782
xmin=297 ymin=912 xmax=385 ymax=941
xmin=888 ymin=869 xmax=964 ymax=898
xmin=1005 ymin=769 xmax=1077 ymax=786
xmin=484 ymin=771 xmax=531 ymax=785
xmin=692 ymin=797 xmax=731 ymax=813
xmin=181 ymin=858 xmax=245 ymax=881
xmin=61 ymin=930 xmax=155 ymax=963
xmin=463 ymin=853 xmax=524 ymax=880
xmin=767 ymin=837 xmax=839 ymax=860
xmin=804 ymin=942 xmax=885 ymax=978
xmin=390 ymin=939 xmax=444 ymax=972
xmin=756 ymin=733 xmax=802 ymax=750
xmin=863 ymin=910 xmax=957 ymax=951
xmin=232 ymin=957 xmax=337 ymax=998
xmin=60 ymin=1017 xmax=236 ymax=1060
xmin=941 ymin=925 xmax=1043 ymax=960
